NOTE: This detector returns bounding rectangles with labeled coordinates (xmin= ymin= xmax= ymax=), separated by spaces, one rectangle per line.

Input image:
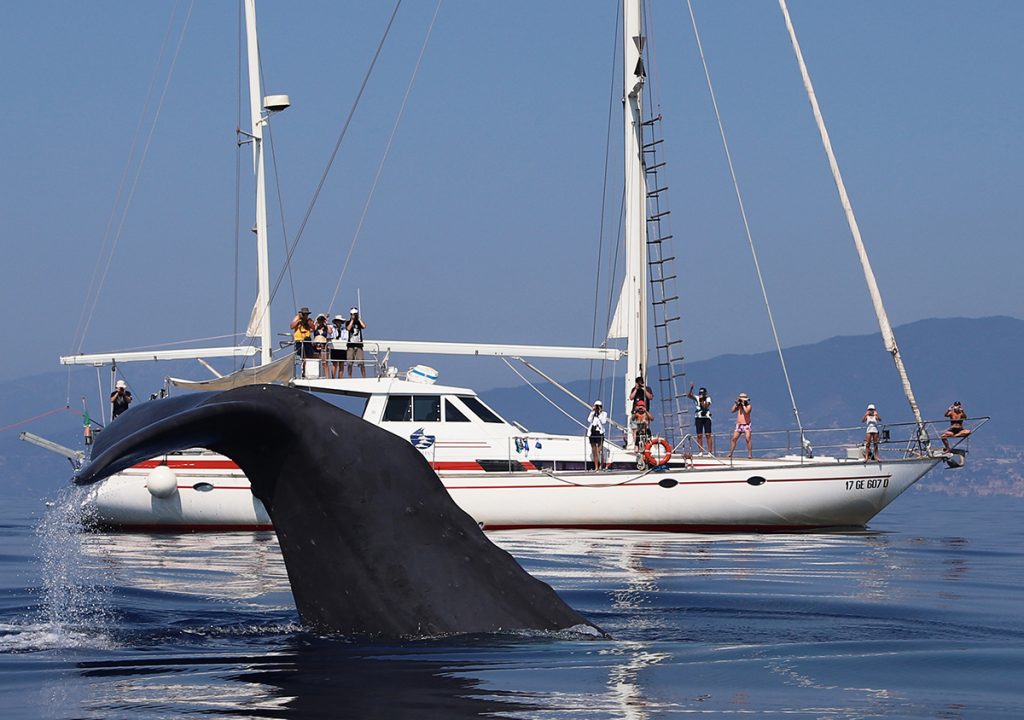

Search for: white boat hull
xmin=83 ymin=455 xmax=940 ymax=532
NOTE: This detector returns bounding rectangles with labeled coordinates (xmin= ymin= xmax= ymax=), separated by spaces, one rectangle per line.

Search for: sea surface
xmin=1 ymin=486 xmax=1022 ymax=719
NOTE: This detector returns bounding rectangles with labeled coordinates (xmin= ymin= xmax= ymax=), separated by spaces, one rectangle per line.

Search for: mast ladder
xmin=640 ymin=114 xmax=688 ymax=445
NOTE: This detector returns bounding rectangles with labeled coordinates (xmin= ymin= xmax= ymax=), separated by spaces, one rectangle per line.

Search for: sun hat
xmin=350 ymin=307 xmax=359 ymax=314
xmin=867 ymin=404 xmax=876 ymax=410
xmin=115 ymin=380 xmax=126 ymax=389
xmin=333 ymin=315 xmax=344 ymax=322
xmin=738 ymin=392 xmax=748 ymax=399
xmin=594 ymin=400 xmax=603 ymax=406
xmin=299 ymin=307 xmax=310 ymax=314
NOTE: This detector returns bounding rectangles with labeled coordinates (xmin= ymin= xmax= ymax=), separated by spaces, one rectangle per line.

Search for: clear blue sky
xmin=1 ymin=1 xmax=1021 ymax=390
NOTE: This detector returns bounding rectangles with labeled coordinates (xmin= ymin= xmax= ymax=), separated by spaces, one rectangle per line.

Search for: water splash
xmin=31 ymin=486 xmax=114 ymax=649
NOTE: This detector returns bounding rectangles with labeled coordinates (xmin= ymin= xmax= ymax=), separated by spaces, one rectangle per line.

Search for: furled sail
xmin=170 ymin=353 xmax=293 ymax=391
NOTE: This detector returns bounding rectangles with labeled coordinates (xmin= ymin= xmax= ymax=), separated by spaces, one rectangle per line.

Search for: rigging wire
xmin=588 ymin=1 xmax=622 ymax=406
xmin=265 ymin=122 xmax=298 ymax=313
xmin=684 ymin=0 xmax=808 ymax=452
xmin=327 ymin=0 xmax=443 ymax=314
xmin=234 ymin=0 xmax=243 ymax=363
xmin=244 ymin=0 xmax=403 ymax=345
xmin=70 ymin=1 xmax=189 ymax=355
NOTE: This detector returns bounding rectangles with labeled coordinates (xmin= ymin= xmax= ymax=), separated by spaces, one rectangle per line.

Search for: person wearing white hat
xmin=586 ymin=400 xmax=608 ymax=471
xmin=345 ymin=307 xmax=367 ymax=377
xmin=862 ymin=404 xmax=882 ymax=461
xmin=728 ymin=392 xmax=753 ymax=460
xmin=110 ymin=379 xmax=133 ymax=420
xmin=329 ymin=315 xmax=348 ymax=378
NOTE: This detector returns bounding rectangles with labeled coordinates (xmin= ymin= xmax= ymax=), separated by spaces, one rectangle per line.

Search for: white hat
xmin=867 ymin=404 xmax=875 ymax=410
xmin=115 ymin=380 xmax=126 ymax=389
xmin=594 ymin=400 xmax=603 ymax=406
xmin=350 ymin=307 xmax=359 ymax=314
xmin=333 ymin=314 xmax=344 ymax=322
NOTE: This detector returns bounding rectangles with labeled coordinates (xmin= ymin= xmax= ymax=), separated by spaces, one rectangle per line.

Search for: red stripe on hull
xmin=135 ymin=460 xmax=241 ymax=470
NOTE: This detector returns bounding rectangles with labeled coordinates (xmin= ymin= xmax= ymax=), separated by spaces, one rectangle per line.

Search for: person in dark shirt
xmin=110 ymin=380 xmax=132 ymax=419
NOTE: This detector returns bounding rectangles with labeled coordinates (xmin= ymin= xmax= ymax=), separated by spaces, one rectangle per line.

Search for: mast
xmin=777 ymin=0 xmax=926 ymax=436
xmin=243 ymin=0 xmax=272 ymax=366
xmin=622 ymin=0 xmax=649 ymax=418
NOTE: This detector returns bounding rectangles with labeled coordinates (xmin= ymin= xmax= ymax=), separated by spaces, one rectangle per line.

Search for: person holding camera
xmin=632 ymin=401 xmax=653 ymax=452
xmin=727 ymin=392 xmax=752 ymax=459
xmin=687 ymin=383 xmax=713 ymax=455
xmin=329 ymin=314 xmax=348 ymax=378
xmin=587 ymin=400 xmax=608 ymax=471
xmin=941 ymin=401 xmax=971 ymax=450
xmin=345 ymin=307 xmax=367 ymax=377
xmin=629 ymin=376 xmax=653 ymax=412
xmin=110 ymin=379 xmax=132 ymax=420
xmin=862 ymin=404 xmax=881 ymax=461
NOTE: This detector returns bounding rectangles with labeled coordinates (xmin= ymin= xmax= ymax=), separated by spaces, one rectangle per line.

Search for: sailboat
xmin=61 ymin=0 xmax=973 ymax=532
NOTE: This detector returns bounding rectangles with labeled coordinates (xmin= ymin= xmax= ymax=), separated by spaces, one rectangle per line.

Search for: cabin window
xmin=444 ymin=399 xmax=469 ymax=422
xmin=458 ymin=396 xmax=504 ymax=424
xmin=413 ymin=396 xmax=441 ymax=422
xmin=382 ymin=395 xmax=412 ymax=422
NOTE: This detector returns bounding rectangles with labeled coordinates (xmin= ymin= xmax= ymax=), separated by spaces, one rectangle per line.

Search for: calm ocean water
xmin=1 ymin=485 xmax=1022 ymax=718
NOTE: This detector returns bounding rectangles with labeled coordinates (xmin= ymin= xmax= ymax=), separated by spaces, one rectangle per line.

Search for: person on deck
xmin=290 ymin=307 xmax=315 ymax=367
xmin=110 ymin=380 xmax=132 ymax=420
xmin=329 ymin=315 xmax=348 ymax=379
xmin=728 ymin=393 xmax=752 ymax=459
xmin=587 ymin=400 xmax=608 ymax=471
xmin=687 ymin=383 xmax=714 ymax=455
xmin=941 ymin=401 xmax=971 ymax=450
xmin=629 ymin=376 xmax=653 ymax=413
xmin=345 ymin=307 xmax=367 ymax=378
xmin=862 ymin=404 xmax=881 ymax=461
xmin=632 ymin=401 xmax=653 ymax=453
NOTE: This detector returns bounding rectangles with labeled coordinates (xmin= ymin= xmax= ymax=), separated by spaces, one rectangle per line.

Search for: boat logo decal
xmin=410 ymin=427 xmax=436 ymax=450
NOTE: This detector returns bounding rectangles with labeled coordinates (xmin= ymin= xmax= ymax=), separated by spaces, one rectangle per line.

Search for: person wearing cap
xmin=345 ymin=307 xmax=367 ymax=377
xmin=290 ymin=307 xmax=315 ymax=373
xmin=587 ymin=400 xmax=609 ymax=471
xmin=329 ymin=315 xmax=348 ymax=379
xmin=862 ymin=404 xmax=882 ymax=461
xmin=941 ymin=401 xmax=971 ymax=450
xmin=728 ymin=392 xmax=753 ymax=460
xmin=687 ymin=383 xmax=714 ymax=455
xmin=110 ymin=379 xmax=133 ymax=420
xmin=631 ymin=400 xmax=653 ymax=453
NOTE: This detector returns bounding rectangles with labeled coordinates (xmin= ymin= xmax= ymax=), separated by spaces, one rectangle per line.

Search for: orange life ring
xmin=643 ymin=437 xmax=672 ymax=467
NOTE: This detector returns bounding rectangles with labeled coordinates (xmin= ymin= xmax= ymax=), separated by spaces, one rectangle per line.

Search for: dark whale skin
xmin=75 ymin=384 xmax=599 ymax=638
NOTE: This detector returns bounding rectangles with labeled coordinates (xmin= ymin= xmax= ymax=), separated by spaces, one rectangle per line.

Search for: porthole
xmin=747 ymin=476 xmax=766 ymax=486
xmin=658 ymin=477 xmax=678 ymax=489
xmin=192 ymin=482 xmax=215 ymax=492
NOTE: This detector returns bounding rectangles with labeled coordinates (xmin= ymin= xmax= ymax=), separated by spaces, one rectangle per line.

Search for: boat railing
xmin=288 ymin=340 xmax=385 ymax=380
xmin=673 ymin=416 xmax=989 ymax=464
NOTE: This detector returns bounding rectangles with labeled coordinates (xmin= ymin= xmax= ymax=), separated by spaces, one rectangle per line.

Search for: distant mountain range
xmin=1 ymin=316 xmax=1019 ymax=496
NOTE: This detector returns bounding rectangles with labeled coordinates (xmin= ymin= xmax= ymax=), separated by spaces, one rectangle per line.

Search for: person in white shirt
xmin=687 ymin=383 xmax=713 ymax=454
xmin=586 ymin=400 xmax=608 ymax=471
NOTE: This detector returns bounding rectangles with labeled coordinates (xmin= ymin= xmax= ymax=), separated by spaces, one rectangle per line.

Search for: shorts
xmin=695 ymin=417 xmax=712 ymax=434
xmin=589 ymin=432 xmax=604 ymax=447
xmin=346 ymin=345 xmax=365 ymax=362
xmin=295 ymin=340 xmax=315 ymax=358
xmin=329 ymin=347 xmax=346 ymax=361
xmin=734 ymin=423 xmax=751 ymax=434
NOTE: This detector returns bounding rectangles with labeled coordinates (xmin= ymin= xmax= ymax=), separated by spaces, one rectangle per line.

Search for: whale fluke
xmin=75 ymin=384 xmax=599 ymax=638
